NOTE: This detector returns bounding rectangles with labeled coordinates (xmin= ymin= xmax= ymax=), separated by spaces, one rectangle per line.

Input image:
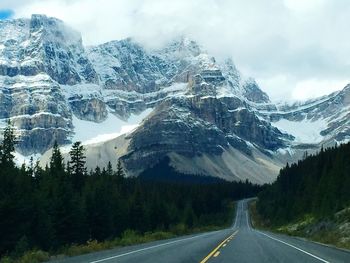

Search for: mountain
xmin=1 ymin=15 xmax=349 ymax=184
xmin=263 ymin=85 xmax=350 ymax=146
xmin=0 ymin=14 xmax=97 ymax=154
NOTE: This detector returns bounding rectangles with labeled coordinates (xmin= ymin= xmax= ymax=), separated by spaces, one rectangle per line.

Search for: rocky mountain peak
xmin=2 ymin=15 xmax=349 ymax=184
xmin=242 ymin=78 xmax=270 ymax=104
xmin=0 ymin=14 xmax=98 ymax=84
xmin=160 ymin=36 xmax=203 ymax=58
xmin=29 ymin=14 xmax=81 ymax=45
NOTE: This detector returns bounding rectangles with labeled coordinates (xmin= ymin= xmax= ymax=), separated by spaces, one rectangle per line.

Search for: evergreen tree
xmin=94 ymin=166 xmax=102 ymax=176
xmin=1 ymin=120 xmax=16 ymax=168
xmin=69 ymin=142 xmax=86 ymax=176
xmin=0 ymin=144 xmax=3 ymax=165
xmin=69 ymin=141 xmax=86 ymax=190
xmin=50 ymin=141 xmax=64 ymax=176
xmin=116 ymin=159 xmax=125 ymax=177
xmin=257 ymin=142 xmax=350 ymax=225
xmin=28 ymin=157 xmax=34 ymax=177
xmin=66 ymin=162 xmax=71 ymax=175
xmin=0 ymin=136 xmax=263 ymax=258
xmin=106 ymin=161 xmax=113 ymax=176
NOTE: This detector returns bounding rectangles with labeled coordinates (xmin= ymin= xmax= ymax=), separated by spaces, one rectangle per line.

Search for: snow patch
xmin=72 ymin=108 xmax=153 ymax=145
xmin=277 ymin=147 xmax=295 ymax=156
xmin=272 ymin=117 xmax=328 ymax=144
xmin=14 ymin=152 xmax=41 ymax=166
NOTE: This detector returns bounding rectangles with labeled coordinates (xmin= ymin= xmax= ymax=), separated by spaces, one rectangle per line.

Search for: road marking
xmin=233 ymin=200 xmax=243 ymax=229
xmin=88 ymin=230 xmax=222 ymax=263
xmin=213 ymin=251 xmax=220 ymax=257
xmin=200 ymin=230 xmax=238 ymax=263
xmin=233 ymin=201 xmax=240 ymax=229
xmin=257 ymin=231 xmax=330 ymax=263
xmin=246 ymin=211 xmax=251 ymax=230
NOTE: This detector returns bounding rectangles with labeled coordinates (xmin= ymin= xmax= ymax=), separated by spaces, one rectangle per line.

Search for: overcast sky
xmin=0 ymin=0 xmax=349 ymax=102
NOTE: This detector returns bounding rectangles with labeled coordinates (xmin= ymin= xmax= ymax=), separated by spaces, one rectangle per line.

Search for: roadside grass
xmin=0 ymin=250 xmax=50 ymax=263
xmin=248 ymin=200 xmax=271 ymax=231
xmin=1 ymin=203 xmax=235 ymax=263
xmin=248 ymin=200 xmax=350 ymax=251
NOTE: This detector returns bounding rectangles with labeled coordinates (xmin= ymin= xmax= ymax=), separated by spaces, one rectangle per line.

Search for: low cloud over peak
xmin=1 ymin=0 xmax=349 ymax=102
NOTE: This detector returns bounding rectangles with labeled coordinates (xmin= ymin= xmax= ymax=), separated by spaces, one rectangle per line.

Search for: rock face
xmin=121 ymin=95 xmax=288 ymax=175
xmin=242 ymin=78 xmax=270 ymax=103
xmin=0 ymin=15 xmax=97 ymax=154
xmin=260 ymin=84 xmax=350 ymax=146
xmin=1 ymin=15 xmax=350 ymax=183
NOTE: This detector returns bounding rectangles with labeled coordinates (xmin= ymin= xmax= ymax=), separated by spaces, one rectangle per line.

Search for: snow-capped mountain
xmin=264 ymin=86 xmax=350 ymax=145
xmin=1 ymin=15 xmax=349 ymax=184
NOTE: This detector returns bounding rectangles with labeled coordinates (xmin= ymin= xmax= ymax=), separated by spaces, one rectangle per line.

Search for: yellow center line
xmin=199 ymin=230 xmax=238 ymax=263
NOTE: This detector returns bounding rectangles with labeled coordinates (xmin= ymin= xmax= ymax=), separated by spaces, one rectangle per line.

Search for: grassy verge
xmin=248 ymin=200 xmax=350 ymax=250
xmin=1 ymin=203 xmax=235 ymax=263
xmin=248 ymin=200 xmax=271 ymax=230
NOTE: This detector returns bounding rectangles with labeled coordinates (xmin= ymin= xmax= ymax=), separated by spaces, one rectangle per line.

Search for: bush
xmin=119 ymin=230 xmax=142 ymax=246
xmin=0 ymin=257 xmax=13 ymax=263
xmin=169 ymin=224 xmax=188 ymax=235
xmin=65 ymin=240 xmax=109 ymax=256
xmin=18 ymin=250 xmax=49 ymax=263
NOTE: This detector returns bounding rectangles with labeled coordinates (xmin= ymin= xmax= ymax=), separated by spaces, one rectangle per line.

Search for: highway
xmin=50 ymin=200 xmax=350 ymax=263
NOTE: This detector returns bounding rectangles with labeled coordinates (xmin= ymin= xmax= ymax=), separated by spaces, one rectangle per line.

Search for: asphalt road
xmin=50 ymin=200 xmax=350 ymax=263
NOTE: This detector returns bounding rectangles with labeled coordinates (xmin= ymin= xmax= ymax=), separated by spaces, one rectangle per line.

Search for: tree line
xmin=257 ymin=143 xmax=350 ymax=225
xmin=0 ymin=122 xmax=261 ymax=258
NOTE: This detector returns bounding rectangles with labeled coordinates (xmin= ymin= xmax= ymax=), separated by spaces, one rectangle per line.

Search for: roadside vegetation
xmin=251 ymin=143 xmax=350 ymax=250
xmin=0 ymin=122 xmax=261 ymax=263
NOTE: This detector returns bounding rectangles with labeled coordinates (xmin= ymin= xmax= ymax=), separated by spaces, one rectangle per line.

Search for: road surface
xmin=50 ymin=200 xmax=350 ymax=262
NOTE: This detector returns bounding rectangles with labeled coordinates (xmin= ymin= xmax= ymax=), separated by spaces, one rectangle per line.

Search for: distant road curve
xmin=49 ymin=200 xmax=350 ymax=263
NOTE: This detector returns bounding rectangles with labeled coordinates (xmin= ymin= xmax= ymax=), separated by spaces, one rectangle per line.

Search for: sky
xmin=0 ymin=0 xmax=349 ymax=102
xmin=0 ymin=9 xmax=13 ymax=19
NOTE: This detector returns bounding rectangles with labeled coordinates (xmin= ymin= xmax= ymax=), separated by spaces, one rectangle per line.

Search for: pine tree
xmin=106 ymin=161 xmax=113 ymax=176
xmin=50 ymin=141 xmax=64 ymax=176
xmin=69 ymin=142 xmax=86 ymax=190
xmin=28 ymin=157 xmax=34 ymax=177
xmin=94 ymin=166 xmax=101 ymax=176
xmin=1 ymin=120 xmax=16 ymax=168
xmin=69 ymin=142 xmax=86 ymax=176
xmin=0 ymin=144 xmax=3 ymax=165
xmin=66 ymin=161 xmax=71 ymax=175
xmin=116 ymin=159 xmax=125 ymax=177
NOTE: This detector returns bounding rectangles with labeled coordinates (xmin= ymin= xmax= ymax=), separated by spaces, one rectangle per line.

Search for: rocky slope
xmin=254 ymin=84 xmax=350 ymax=156
xmin=1 ymin=15 xmax=349 ymax=183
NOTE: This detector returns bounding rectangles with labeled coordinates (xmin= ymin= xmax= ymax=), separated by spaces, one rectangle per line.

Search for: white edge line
xmin=246 ymin=211 xmax=251 ymax=230
xmin=233 ymin=201 xmax=243 ymax=229
xmin=233 ymin=202 xmax=240 ymax=228
xmin=257 ymin=231 xmax=330 ymax=263
xmin=89 ymin=231 xmax=221 ymax=263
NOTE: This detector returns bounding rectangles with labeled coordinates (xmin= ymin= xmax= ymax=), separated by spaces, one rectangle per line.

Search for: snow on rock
xmin=3 ymin=14 xmax=350 ymax=184
xmin=14 ymin=152 xmax=41 ymax=166
xmin=272 ymin=117 xmax=328 ymax=144
xmin=72 ymin=108 xmax=153 ymax=145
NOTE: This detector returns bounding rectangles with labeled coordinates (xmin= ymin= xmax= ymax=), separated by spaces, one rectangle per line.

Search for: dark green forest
xmin=0 ymin=122 xmax=261 ymax=259
xmin=257 ymin=143 xmax=350 ymax=225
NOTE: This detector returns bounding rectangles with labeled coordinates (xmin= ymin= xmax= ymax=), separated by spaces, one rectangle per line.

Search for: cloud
xmin=2 ymin=0 xmax=350 ymax=101
xmin=292 ymin=79 xmax=349 ymax=100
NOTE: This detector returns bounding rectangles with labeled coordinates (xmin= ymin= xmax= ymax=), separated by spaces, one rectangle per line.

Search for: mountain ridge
xmin=1 ymin=15 xmax=349 ymax=183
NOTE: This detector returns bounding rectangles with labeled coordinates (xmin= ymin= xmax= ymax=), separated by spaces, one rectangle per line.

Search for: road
xmin=50 ymin=200 xmax=350 ymax=263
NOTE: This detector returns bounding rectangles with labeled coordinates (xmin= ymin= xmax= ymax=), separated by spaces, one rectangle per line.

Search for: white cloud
xmin=283 ymin=0 xmax=327 ymax=12
xmin=2 ymin=0 xmax=350 ymax=102
xmin=292 ymin=79 xmax=349 ymax=100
